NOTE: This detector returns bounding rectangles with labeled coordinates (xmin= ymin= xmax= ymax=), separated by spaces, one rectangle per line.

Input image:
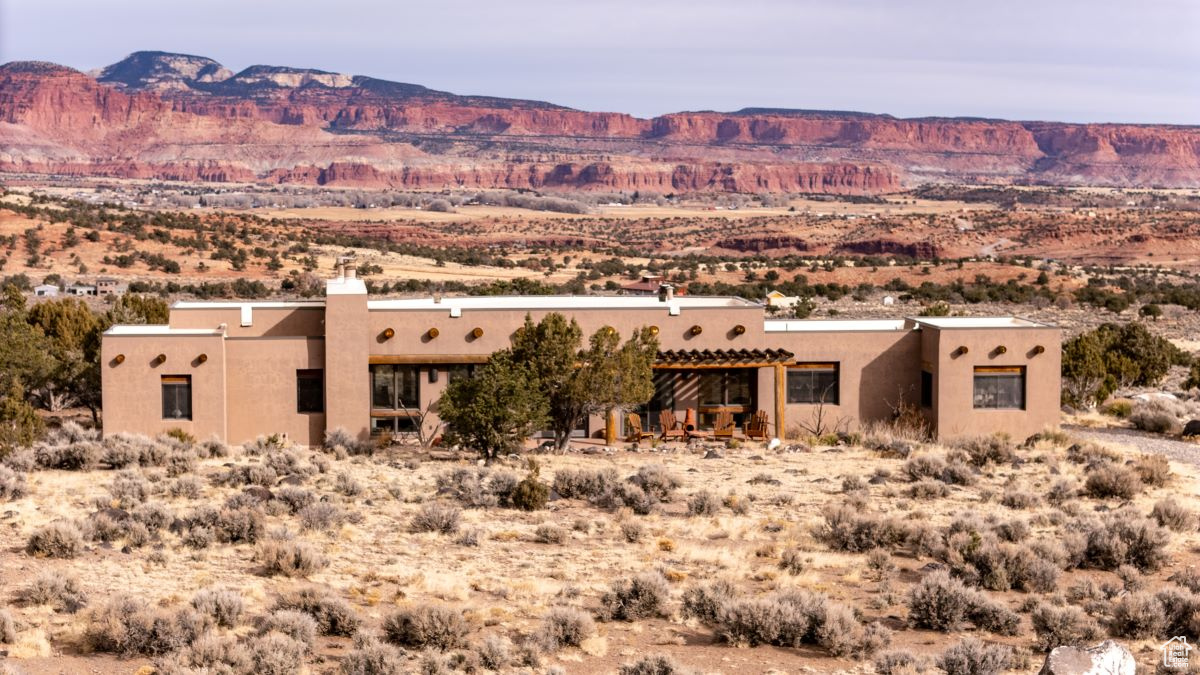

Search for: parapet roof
xmin=172 ymin=301 xmax=325 ymax=310
xmin=765 ymin=319 xmax=907 ymax=333
xmin=909 ymin=317 xmax=1050 ymax=329
xmin=105 ymin=325 xmax=224 ymax=336
xmin=367 ymin=296 xmax=759 ymax=311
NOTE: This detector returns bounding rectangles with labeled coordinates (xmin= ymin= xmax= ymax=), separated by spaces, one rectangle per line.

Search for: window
xmin=371 ymin=365 xmax=419 ymax=410
xmin=920 ymin=370 xmax=933 ymax=408
xmin=698 ymin=369 xmax=754 ymax=408
xmin=297 ymin=369 xmax=323 ymax=413
xmin=636 ymin=371 xmax=676 ymax=431
xmin=161 ymin=375 xmax=192 ymax=420
xmin=446 ymin=364 xmax=477 ymax=382
xmin=973 ymin=366 xmax=1025 ymax=409
xmin=786 ymin=363 xmax=839 ymax=404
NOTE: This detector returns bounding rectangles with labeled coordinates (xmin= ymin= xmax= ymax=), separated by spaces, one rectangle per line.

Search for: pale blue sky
xmin=1 ymin=0 xmax=1197 ymax=124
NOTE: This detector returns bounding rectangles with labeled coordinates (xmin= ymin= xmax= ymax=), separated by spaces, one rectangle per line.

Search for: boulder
xmin=1038 ymin=640 xmax=1135 ymax=675
xmin=1182 ymin=419 xmax=1200 ymax=438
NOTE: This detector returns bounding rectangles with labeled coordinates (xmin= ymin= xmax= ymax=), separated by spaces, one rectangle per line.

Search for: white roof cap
xmin=910 ymin=317 xmax=1049 ymax=329
xmin=367 ymin=295 xmax=758 ymax=311
xmin=173 ymin=301 xmax=325 ymax=309
xmin=765 ymin=319 xmax=907 ymax=333
xmin=105 ymin=325 xmax=223 ymax=336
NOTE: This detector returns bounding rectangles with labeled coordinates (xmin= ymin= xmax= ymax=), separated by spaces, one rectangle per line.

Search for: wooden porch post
xmin=774 ymin=364 xmax=786 ymax=440
xmin=605 ymin=409 xmax=618 ymax=446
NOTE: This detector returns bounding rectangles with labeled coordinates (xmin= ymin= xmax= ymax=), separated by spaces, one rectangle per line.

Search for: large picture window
xmin=698 ymin=369 xmax=753 ymax=408
xmin=787 ymin=363 xmax=839 ymax=404
xmin=973 ymin=366 xmax=1025 ymax=409
xmin=161 ymin=375 xmax=192 ymax=420
xmin=297 ymin=369 xmax=323 ymax=413
xmin=371 ymin=365 xmax=419 ymax=410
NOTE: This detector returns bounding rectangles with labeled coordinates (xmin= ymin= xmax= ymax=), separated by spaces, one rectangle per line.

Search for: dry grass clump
xmin=950 ymin=436 xmax=1015 ymax=467
xmin=1151 ymin=498 xmax=1195 ymax=532
xmin=779 ymin=547 xmax=807 ymax=575
xmin=537 ymin=606 xmax=595 ymax=651
xmin=154 ymin=633 xmax=250 ymax=674
xmin=85 ymin=594 xmax=209 ymax=656
xmin=874 ymin=649 xmax=932 ymax=675
xmin=0 ymin=608 xmax=13 ymax=644
xmin=26 ymin=520 xmax=85 ymax=558
xmin=817 ymin=503 xmax=910 ymax=552
xmin=999 ymin=487 xmax=1040 ymax=510
xmin=256 ymin=536 xmax=328 ymax=577
xmin=687 ymin=490 xmax=721 ymax=516
xmin=257 ymin=609 xmax=319 ymax=651
xmin=1066 ymin=442 xmax=1120 ymax=467
xmin=272 ymin=586 xmax=360 ymax=636
xmin=299 ymin=502 xmax=345 ymax=532
xmin=1133 ymin=453 xmax=1172 ymax=486
xmin=1084 ymin=463 xmax=1143 ymax=500
xmin=618 ymin=654 xmax=699 ymax=675
xmin=1110 ymin=592 xmax=1165 ymax=638
xmin=598 ymin=572 xmax=671 ymax=621
xmin=904 ymin=454 xmax=946 ymax=481
xmin=248 ymin=631 xmax=306 ymax=674
xmin=191 ymin=588 xmax=243 ymax=628
xmin=35 ymin=438 xmax=102 ymax=470
xmin=936 ymin=638 xmax=1011 ymax=675
xmin=1128 ymin=400 xmax=1183 ymax=434
xmin=0 ymin=465 xmax=28 ymax=500
xmin=1029 ymin=603 xmax=1100 ymax=651
xmin=553 ymin=467 xmax=620 ymax=499
xmin=19 ymin=570 xmax=88 ymax=613
xmin=436 ymin=466 xmax=520 ymax=508
xmin=410 ymin=502 xmax=461 ymax=535
xmin=628 ymin=464 xmax=681 ymax=502
xmin=534 ymin=523 xmax=568 ymax=544
xmin=383 ymin=604 xmax=470 ymax=650
xmin=340 ymin=632 xmax=405 ymax=675
xmin=906 ymin=571 xmax=1019 ymax=635
xmin=1083 ymin=511 xmax=1171 ymax=572
xmin=908 ymin=479 xmax=948 ymax=500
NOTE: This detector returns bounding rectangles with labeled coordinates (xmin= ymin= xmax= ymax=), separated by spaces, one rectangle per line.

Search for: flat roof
xmin=765 ymin=319 xmax=908 ymax=333
xmin=367 ymin=296 xmax=759 ymax=311
xmin=173 ymin=301 xmax=325 ymax=310
xmin=910 ymin=317 xmax=1050 ymax=329
xmin=105 ymin=325 xmax=224 ymax=336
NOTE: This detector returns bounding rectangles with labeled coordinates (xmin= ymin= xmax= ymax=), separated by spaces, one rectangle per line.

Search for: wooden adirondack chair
xmin=625 ymin=413 xmax=655 ymax=443
xmin=659 ymin=410 xmax=686 ymax=441
xmin=744 ymin=410 xmax=770 ymax=440
xmin=712 ymin=410 xmax=735 ymax=438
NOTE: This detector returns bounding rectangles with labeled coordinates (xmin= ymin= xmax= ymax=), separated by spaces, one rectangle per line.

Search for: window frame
xmin=296 ymin=369 xmax=324 ymax=414
xmin=786 ymin=362 xmax=840 ymax=405
xmin=161 ymin=374 xmax=193 ymax=421
xmin=972 ymin=365 xmax=1026 ymax=410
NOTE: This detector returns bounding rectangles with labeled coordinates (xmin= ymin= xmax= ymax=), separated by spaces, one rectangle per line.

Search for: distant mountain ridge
xmin=0 ymin=50 xmax=1197 ymax=193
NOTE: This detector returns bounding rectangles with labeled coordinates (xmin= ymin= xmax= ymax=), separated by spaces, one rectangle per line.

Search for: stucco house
xmin=101 ymin=267 xmax=1061 ymax=446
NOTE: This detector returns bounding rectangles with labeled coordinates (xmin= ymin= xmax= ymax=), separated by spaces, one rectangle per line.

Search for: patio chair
xmin=625 ymin=413 xmax=655 ymax=443
xmin=744 ymin=410 xmax=770 ymax=440
xmin=713 ymin=410 xmax=735 ymax=439
xmin=659 ymin=410 xmax=686 ymax=441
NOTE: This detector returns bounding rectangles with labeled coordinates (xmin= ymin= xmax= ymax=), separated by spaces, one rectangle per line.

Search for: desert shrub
xmin=907 ymin=571 xmax=1018 ymax=634
xmin=0 ymin=465 xmax=27 ymax=500
xmin=510 ymin=467 xmax=549 ymax=511
xmin=198 ymin=437 xmax=229 ymax=458
xmin=341 ymin=631 xmax=405 ymax=675
xmin=36 ymin=439 xmax=101 ymax=470
xmin=2 ymin=447 xmax=35 ymax=472
xmin=694 ymin=588 xmax=880 ymax=657
xmin=132 ymin=502 xmax=173 ymax=532
xmin=992 ymin=518 xmax=1029 ymax=543
xmin=383 ymin=604 xmax=469 ymax=650
xmin=299 ymin=502 xmax=345 ymax=532
xmin=191 ymin=588 xmax=243 ymax=628
xmin=534 ymin=523 xmax=568 ymax=544
xmin=263 ymin=450 xmax=311 ymax=478
xmin=455 ymin=528 xmax=481 ymax=547
xmin=168 ymin=476 xmax=203 ymax=499
xmin=215 ymin=506 xmax=264 ymax=544
xmin=1155 ymin=588 xmax=1200 ymax=638
xmin=1084 ymin=464 xmax=1143 ymax=499
xmin=618 ymin=654 xmax=698 ymax=675
xmin=19 ymin=569 xmax=88 ymax=612
xmin=248 ymin=631 xmax=306 ymax=675
xmin=1129 ymin=400 xmax=1182 ymax=434
xmin=620 ymin=520 xmax=644 ymax=543
xmin=26 ymin=520 xmax=84 ymax=558
xmin=1151 ymin=498 xmax=1194 ymax=531
xmin=410 ymin=503 xmax=461 ymax=535
xmin=1046 ymin=479 xmax=1077 ymax=505
xmin=1066 ymin=442 xmax=1120 ymax=466
xmin=681 ymin=579 xmax=737 ymax=625
xmin=219 ymin=463 xmax=278 ymax=488
xmin=1000 ymin=487 xmax=1039 ymax=509
xmin=273 ymin=586 xmax=360 ymax=636
xmin=936 ymin=638 xmax=1011 ymax=675
xmin=951 ymin=436 xmax=1015 ymax=467
xmin=85 ymin=595 xmax=209 ymax=656
xmin=904 ymin=454 xmax=946 ymax=481
xmin=1117 ymin=564 xmax=1145 ymax=591
xmin=553 ymin=468 xmax=619 ymax=499
xmin=0 ymin=608 xmax=12 ymax=644
xmin=867 ymin=548 xmax=896 ymax=577
xmin=335 ymin=472 xmax=364 ymax=497
xmin=258 ymin=609 xmax=318 ymax=651
xmin=874 ymin=649 xmax=931 ymax=675
xmin=244 ymin=433 xmax=290 ymax=455
xmin=842 ymin=475 xmax=866 ymax=493
xmin=275 ymin=486 xmax=315 ymax=513
xmin=435 ymin=467 xmax=518 ymax=508
xmin=940 ymin=459 xmax=977 ymax=486
xmin=628 ymin=464 xmax=680 ymax=502
xmin=1169 ymin=570 xmax=1200 ymax=594
xmin=1110 ymin=592 xmax=1165 ymax=638
xmin=1030 ymin=603 xmax=1100 ymax=651
xmin=817 ymin=503 xmax=909 ymax=552
xmin=908 ymin=479 xmax=948 ymax=500
xmin=537 ymin=606 xmax=595 ymax=651
xmin=257 ymin=538 xmax=328 ymax=577
xmin=687 ymin=490 xmax=721 ymax=516
xmin=156 ymin=632 xmax=251 ymax=674
xmin=164 ymin=449 xmax=196 ymax=477
xmin=598 ymin=572 xmax=671 ymax=621
xmin=1102 ymin=400 xmax=1133 ymax=418
xmin=181 ymin=526 xmax=214 ymax=549
xmin=1134 ymin=453 xmax=1172 ymax=486
xmin=1083 ymin=511 xmax=1171 ymax=571
xmin=779 ymin=547 xmax=806 ymax=575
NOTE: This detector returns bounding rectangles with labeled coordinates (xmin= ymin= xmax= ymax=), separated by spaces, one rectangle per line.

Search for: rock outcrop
xmin=2 ymin=51 xmax=1199 ymax=192
xmin=1038 ymin=640 xmax=1136 ymax=675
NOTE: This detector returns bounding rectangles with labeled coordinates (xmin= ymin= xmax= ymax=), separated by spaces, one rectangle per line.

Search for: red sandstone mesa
xmin=1 ymin=52 xmax=1198 ymax=193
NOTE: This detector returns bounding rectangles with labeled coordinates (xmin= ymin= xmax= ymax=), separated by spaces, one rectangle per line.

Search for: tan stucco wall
xmin=101 ymin=334 xmax=227 ymax=440
xmin=225 ymin=337 xmax=325 ymax=445
xmin=325 ymin=292 xmax=371 ymax=441
xmin=171 ymin=306 xmax=324 ymax=338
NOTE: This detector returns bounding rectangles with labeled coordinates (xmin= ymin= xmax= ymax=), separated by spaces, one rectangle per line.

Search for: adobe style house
xmin=101 ymin=267 xmax=1061 ymax=446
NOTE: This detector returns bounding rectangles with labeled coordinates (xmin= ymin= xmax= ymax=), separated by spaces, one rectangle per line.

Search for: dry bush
xmin=273 ymin=586 xmax=360 ymax=636
xmin=0 ymin=608 xmax=13 ymax=644
xmin=1133 ymin=453 xmax=1172 ymax=486
xmin=257 ymin=538 xmax=328 ymax=577
xmin=215 ymin=506 xmax=265 ymax=544
xmin=475 ymin=634 xmax=511 ymax=670
xmin=1110 ymin=592 xmax=1165 ymax=638
xmin=553 ymin=468 xmax=619 ymax=499
xmin=874 ymin=649 xmax=931 ymax=674
xmin=618 ymin=654 xmax=699 ymax=675
xmin=0 ymin=465 xmax=28 ymax=500
xmin=1169 ymin=570 xmax=1200 ymax=594
xmin=35 ymin=439 xmax=101 ymax=470
xmin=687 ymin=490 xmax=721 ymax=516
xmin=1066 ymin=442 xmax=1120 ymax=466
xmin=299 ymin=502 xmax=345 ymax=532
xmin=598 ymin=572 xmax=671 ymax=621
xmin=1083 ymin=511 xmax=1171 ymax=572
xmin=26 ymin=520 xmax=84 ymax=558
xmin=534 ymin=523 xmax=568 ymax=544
xmin=85 ymin=594 xmax=209 ymax=656
xmin=940 ymin=459 xmax=977 ymax=486
xmin=510 ymin=469 xmax=549 ymax=511
xmin=1046 ymin=479 xmax=1077 ymax=506
xmin=817 ymin=503 xmax=910 ymax=552
xmin=908 ymin=479 xmax=948 ymax=500
xmin=1151 ymin=498 xmax=1195 ymax=532
xmin=249 ymin=631 xmax=306 ymax=675
xmin=335 ymin=472 xmax=364 ymax=497
xmin=219 ymin=463 xmax=278 ymax=488
xmin=906 ymin=571 xmax=1019 ymax=635
xmin=341 ymin=632 xmax=405 ymax=675
xmin=1129 ymin=400 xmax=1182 ymax=434
xmin=191 ymin=588 xmax=243 ymax=628
xmin=383 ymin=604 xmax=470 ymax=650
xmin=779 ymin=547 xmax=807 ymax=576
xmin=999 ymin=487 xmax=1039 ymax=510
xmin=258 ymin=609 xmax=318 ymax=651
xmin=168 ymin=476 xmax=203 ymax=499
xmin=628 ymin=464 xmax=680 ymax=502
xmin=132 ymin=502 xmax=174 ymax=532
xmin=936 ymin=638 xmax=1011 ymax=675
xmin=1084 ymin=464 xmax=1143 ymax=500
xmin=1030 ymin=603 xmax=1100 ymax=651
xmin=19 ymin=569 xmax=88 ymax=613
xmin=155 ymin=632 xmax=250 ymax=674
xmin=950 ymin=436 xmax=1015 ymax=467
xmin=276 ymin=486 xmax=315 ymax=513
xmin=537 ymin=606 xmax=595 ymax=651
xmin=435 ymin=467 xmax=518 ymax=508
xmin=1155 ymin=588 xmax=1200 ymax=638
xmin=904 ymin=454 xmax=945 ymax=482
xmin=620 ymin=520 xmax=645 ymax=543
xmin=410 ymin=503 xmax=461 ymax=535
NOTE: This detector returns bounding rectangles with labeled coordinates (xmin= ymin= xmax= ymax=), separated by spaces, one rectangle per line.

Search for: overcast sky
xmin=1 ymin=0 xmax=1197 ymax=124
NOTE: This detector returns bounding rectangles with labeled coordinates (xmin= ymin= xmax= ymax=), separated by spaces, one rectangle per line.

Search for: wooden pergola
xmin=653 ymin=347 xmax=794 ymax=440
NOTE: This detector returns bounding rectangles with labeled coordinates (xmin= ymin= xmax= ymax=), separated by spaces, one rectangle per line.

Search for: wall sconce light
xmin=1032 ymin=345 xmax=1045 ymax=355
xmin=995 ymin=345 xmax=1007 ymax=355
xmin=382 ymin=327 xmax=395 ymax=340
xmin=689 ymin=325 xmax=703 ymax=336
xmin=953 ymin=346 xmax=969 ymax=357
xmin=152 ymin=354 xmax=167 ymax=366
xmin=471 ymin=327 xmax=484 ymax=339
xmin=429 ymin=368 xmax=439 ymax=383
xmin=427 ymin=327 xmax=440 ymax=339
xmin=732 ymin=324 xmax=746 ymax=335
xmin=648 ymin=325 xmax=659 ymax=336
xmin=196 ymin=353 xmax=208 ymax=364
xmin=113 ymin=354 xmax=126 ymax=365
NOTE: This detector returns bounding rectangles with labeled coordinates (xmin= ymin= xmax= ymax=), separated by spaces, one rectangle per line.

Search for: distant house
xmin=883 ymin=295 xmax=896 ymax=306
xmin=67 ymin=284 xmax=97 ymax=297
xmin=765 ymin=290 xmax=801 ymax=308
xmin=96 ymin=278 xmax=126 ymax=296
xmin=622 ymin=274 xmax=685 ymax=297
xmin=33 ymin=284 xmax=59 ymax=298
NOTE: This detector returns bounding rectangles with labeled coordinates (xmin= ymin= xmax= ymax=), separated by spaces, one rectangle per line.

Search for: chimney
xmin=658 ymin=283 xmax=674 ymax=303
xmin=335 ymin=262 xmax=346 ymax=280
xmin=345 ymin=266 xmax=357 ymax=280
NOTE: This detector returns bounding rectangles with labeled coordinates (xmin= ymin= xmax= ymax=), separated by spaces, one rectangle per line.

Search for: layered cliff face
xmin=1 ymin=51 xmax=1198 ymax=193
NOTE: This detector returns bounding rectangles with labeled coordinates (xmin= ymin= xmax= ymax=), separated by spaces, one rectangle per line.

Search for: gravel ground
xmin=1065 ymin=424 xmax=1200 ymax=467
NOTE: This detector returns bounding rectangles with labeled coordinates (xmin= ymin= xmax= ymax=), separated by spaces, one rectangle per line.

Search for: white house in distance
xmin=67 ymin=284 xmax=97 ymax=297
xmin=34 ymin=284 xmax=59 ymax=298
xmin=97 ymin=278 xmax=127 ymax=296
xmin=764 ymin=290 xmax=802 ymax=308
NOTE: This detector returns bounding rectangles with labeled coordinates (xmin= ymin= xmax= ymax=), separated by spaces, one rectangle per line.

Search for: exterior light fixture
xmin=429 ymin=368 xmax=439 ymax=383
xmin=733 ymin=324 xmax=746 ymax=335
xmin=471 ymin=327 xmax=484 ymax=339
xmin=427 ymin=327 xmax=440 ymax=339
xmin=995 ymin=345 xmax=1007 ymax=354
xmin=382 ymin=327 xmax=395 ymax=340
xmin=648 ymin=326 xmax=660 ymax=336
xmin=197 ymin=353 xmax=208 ymax=364
xmin=1032 ymin=345 xmax=1045 ymax=355
xmin=113 ymin=354 xmax=126 ymax=365
xmin=153 ymin=354 xmax=167 ymax=366
xmin=689 ymin=325 xmax=703 ymax=336
xmin=954 ymin=346 xmax=968 ymax=356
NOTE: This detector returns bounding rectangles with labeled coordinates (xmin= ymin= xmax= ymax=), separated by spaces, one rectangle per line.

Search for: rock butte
xmin=0 ymin=52 xmax=1198 ymax=193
